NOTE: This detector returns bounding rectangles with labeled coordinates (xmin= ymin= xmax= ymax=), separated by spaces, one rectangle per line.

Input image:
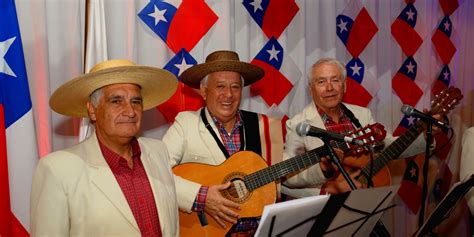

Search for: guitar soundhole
xmin=221 ymin=172 xmax=251 ymax=203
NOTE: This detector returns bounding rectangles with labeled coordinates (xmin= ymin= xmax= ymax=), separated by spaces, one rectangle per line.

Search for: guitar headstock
xmin=430 ymin=87 xmax=463 ymax=116
xmin=346 ymin=123 xmax=387 ymax=154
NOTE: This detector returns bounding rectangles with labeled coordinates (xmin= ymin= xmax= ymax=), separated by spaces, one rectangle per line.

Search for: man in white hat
xmin=163 ymin=50 xmax=335 ymax=236
xmin=30 ymin=60 xmax=179 ymax=237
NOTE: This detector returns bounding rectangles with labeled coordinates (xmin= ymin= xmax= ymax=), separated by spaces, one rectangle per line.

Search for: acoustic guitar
xmin=173 ymin=123 xmax=386 ymax=237
xmin=328 ymin=87 xmax=463 ymax=188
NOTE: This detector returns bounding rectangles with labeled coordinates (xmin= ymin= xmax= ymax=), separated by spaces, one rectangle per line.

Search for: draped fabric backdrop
xmin=2 ymin=0 xmax=473 ymax=236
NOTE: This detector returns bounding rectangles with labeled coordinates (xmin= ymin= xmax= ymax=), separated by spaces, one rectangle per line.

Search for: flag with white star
xmin=397 ymin=157 xmax=423 ymax=214
xmin=391 ymin=3 xmax=423 ymax=56
xmin=432 ymin=65 xmax=451 ymax=96
xmin=250 ymin=37 xmax=294 ymax=107
xmin=138 ymin=0 xmax=218 ymax=53
xmin=336 ymin=0 xmax=378 ymax=57
xmin=431 ymin=16 xmax=456 ymax=65
xmin=158 ymin=49 xmax=203 ymax=123
xmin=343 ymin=57 xmax=380 ymax=107
xmin=1 ymin=0 xmax=38 ymax=235
xmin=242 ymin=0 xmax=299 ymax=39
xmin=392 ymin=56 xmax=423 ymax=106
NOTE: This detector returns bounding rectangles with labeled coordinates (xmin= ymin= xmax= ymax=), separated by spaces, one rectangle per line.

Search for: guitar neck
xmin=358 ymin=123 xmax=424 ymax=185
xmin=244 ymin=146 xmax=329 ymax=192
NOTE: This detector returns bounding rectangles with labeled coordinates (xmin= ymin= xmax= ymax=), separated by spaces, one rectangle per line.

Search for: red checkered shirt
xmin=98 ymin=137 xmax=162 ymax=237
xmin=317 ymin=106 xmax=355 ymax=148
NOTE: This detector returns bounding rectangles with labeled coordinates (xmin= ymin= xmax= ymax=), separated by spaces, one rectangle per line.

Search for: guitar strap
xmin=341 ymin=103 xmax=362 ymax=129
xmin=200 ymin=108 xmax=231 ymax=158
xmin=200 ymin=109 xmax=262 ymax=159
xmin=341 ymin=104 xmax=376 ymax=188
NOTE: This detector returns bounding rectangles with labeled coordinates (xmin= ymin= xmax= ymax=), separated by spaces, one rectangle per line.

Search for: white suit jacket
xmin=460 ymin=127 xmax=474 ymax=214
xmin=30 ymin=135 xmax=179 ymax=237
xmin=163 ymin=109 xmax=234 ymax=212
xmin=282 ymin=103 xmax=427 ymax=198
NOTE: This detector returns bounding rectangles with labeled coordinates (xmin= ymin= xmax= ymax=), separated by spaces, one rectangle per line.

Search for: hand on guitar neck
xmin=204 ymin=182 xmax=240 ymax=228
xmin=320 ymin=148 xmax=363 ymax=194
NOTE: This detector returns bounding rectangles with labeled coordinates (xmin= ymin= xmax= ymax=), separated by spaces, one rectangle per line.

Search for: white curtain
xmin=15 ymin=0 xmax=474 ymax=235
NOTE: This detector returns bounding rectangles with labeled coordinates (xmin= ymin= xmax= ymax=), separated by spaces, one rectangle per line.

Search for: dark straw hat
xmin=180 ymin=50 xmax=264 ymax=89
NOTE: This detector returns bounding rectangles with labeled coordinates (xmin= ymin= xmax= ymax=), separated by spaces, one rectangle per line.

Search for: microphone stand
xmin=418 ymin=121 xmax=433 ymax=230
xmin=319 ymin=136 xmax=390 ymax=236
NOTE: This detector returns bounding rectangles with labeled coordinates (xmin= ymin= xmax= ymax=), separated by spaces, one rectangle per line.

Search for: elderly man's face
xmin=200 ymin=71 xmax=242 ymax=124
xmin=87 ymin=83 xmax=143 ymax=144
xmin=309 ymin=63 xmax=346 ymax=113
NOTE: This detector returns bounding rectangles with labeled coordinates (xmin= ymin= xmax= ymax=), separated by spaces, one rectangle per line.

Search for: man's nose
xmin=123 ymin=103 xmax=136 ymax=117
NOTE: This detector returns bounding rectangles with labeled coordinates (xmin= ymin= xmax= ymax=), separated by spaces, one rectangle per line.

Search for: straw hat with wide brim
xmin=49 ymin=59 xmax=178 ymax=118
xmin=180 ymin=50 xmax=264 ymax=89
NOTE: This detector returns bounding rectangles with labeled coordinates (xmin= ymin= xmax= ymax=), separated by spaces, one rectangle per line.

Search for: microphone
xmin=400 ymin=105 xmax=449 ymax=128
xmin=296 ymin=122 xmax=364 ymax=145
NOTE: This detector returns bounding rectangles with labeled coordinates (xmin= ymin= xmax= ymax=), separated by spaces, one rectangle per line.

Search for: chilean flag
xmin=138 ymin=0 xmax=218 ymax=53
xmin=431 ymin=16 xmax=456 ymax=65
xmin=336 ymin=0 xmax=378 ymax=57
xmin=392 ymin=56 xmax=423 ymax=106
xmin=158 ymin=48 xmax=203 ymax=123
xmin=391 ymin=3 xmax=423 ymax=56
xmin=431 ymin=65 xmax=451 ymax=96
xmin=397 ymin=156 xmax=423 ymax=214
xmin=343 ymin=57 xmax=379 ymax=107
xmin=393 ymin=115 xmax=419 ymax=137
xmin=1 ymin=0 xmax=38 ymax=235
xmin=242 ymin=0 xmax=299 ymax=39
xmin=250 ymin=37 xmax=293 ymax=107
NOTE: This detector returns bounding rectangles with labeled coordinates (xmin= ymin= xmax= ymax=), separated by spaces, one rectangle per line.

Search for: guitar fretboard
xmin=358 ymin=123 xmax=424 ymax=185
xmin=243 ymin=142 xmax=348 ymax=192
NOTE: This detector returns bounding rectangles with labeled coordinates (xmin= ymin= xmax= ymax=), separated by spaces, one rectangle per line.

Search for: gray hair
xmin=89 ymin=88 xmax=103 ymax=108
xmin=200 ymin=74 xmax=245 ymax=88
xmin=308 ymin=58 xmax=347 ymax=85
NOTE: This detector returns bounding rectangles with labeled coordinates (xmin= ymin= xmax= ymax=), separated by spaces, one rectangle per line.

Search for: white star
xmin=443 ymin=70 xmax=450 ymax=80
xmin=0 ymin=37 xmax=17 ymax=77
xmin=407 ymin=116 xmax=416 ymax=126
xmin=249 ymin=0 xmax=263 ymax=13
xmin=266 ymin=45 xmax=280 ymax=61
xmin=350 ymin=62 xmax=362 ymax=76
xmin=406 ymin=8 xmax=415 ymax=21
xmin=409 ymin=167 xmax=417 ymax=177
xmin=148 ymin=5 xmax=167 ymax=26
xmin=406 ymin=61 xmax=415 ymax=74
xmin=174 ymin=58 xmax=193 ymax=76
xmin=337 ymin=19 xmax=348 ymax=33
xmin=443 ymin=20 xmax=451 ymax=31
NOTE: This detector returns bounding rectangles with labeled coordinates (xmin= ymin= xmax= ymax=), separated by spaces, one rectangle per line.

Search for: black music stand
xmin=255 ymin=185 xmax=398 ymax=237
xmin=416 ymin=174 xmax=474 ymax=237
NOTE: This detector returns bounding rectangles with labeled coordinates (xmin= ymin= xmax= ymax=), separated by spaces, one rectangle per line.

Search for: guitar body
xmin=172 ymin=151 xmax=277 ymax=237
xmin=328 ymin=153 xmax=392 ymax=189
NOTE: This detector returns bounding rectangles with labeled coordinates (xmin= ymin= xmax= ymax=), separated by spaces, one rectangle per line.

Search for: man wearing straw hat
xmin=30 ymin=60 xmax=179 ymax=237
xmin=162 ymin=50 xmax=311 ymax=236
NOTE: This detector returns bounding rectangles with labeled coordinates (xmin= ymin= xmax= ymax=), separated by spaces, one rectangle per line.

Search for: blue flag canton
xmin=242 ymin=0 xmax=269 ymax=28
xmin=397 ymin=3 xmax=417 ymax=27
xmin=336 ymin=14 xmax=354 ymax=45
xmin=398 ymin=114 xmax=419 ymax=129
xmin=398 ymin=56 xmax=417 ymax=80
xmin=437 ymin=65 xmax=451 ymax=86
xmin=437 ymin=16 xmax=452 ymax=37
xmin=0 ymin=0 xmax=32 ymax=129
xmin=346 ymin=58 xmax=365 ymax=84
xmin=163 ymin=48 xmax=197 ymax=80
xmin=254 ymin=37 xmax=283 ymax=70
xmin=138 ymin=0 xmax=177 ymax=42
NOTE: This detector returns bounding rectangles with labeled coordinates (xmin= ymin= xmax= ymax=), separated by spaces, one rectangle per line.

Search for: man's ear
xmin=199 ymin=84 xmax=207 ymax=100
xmin=86 ymin=102 xmax=97 ymax=122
